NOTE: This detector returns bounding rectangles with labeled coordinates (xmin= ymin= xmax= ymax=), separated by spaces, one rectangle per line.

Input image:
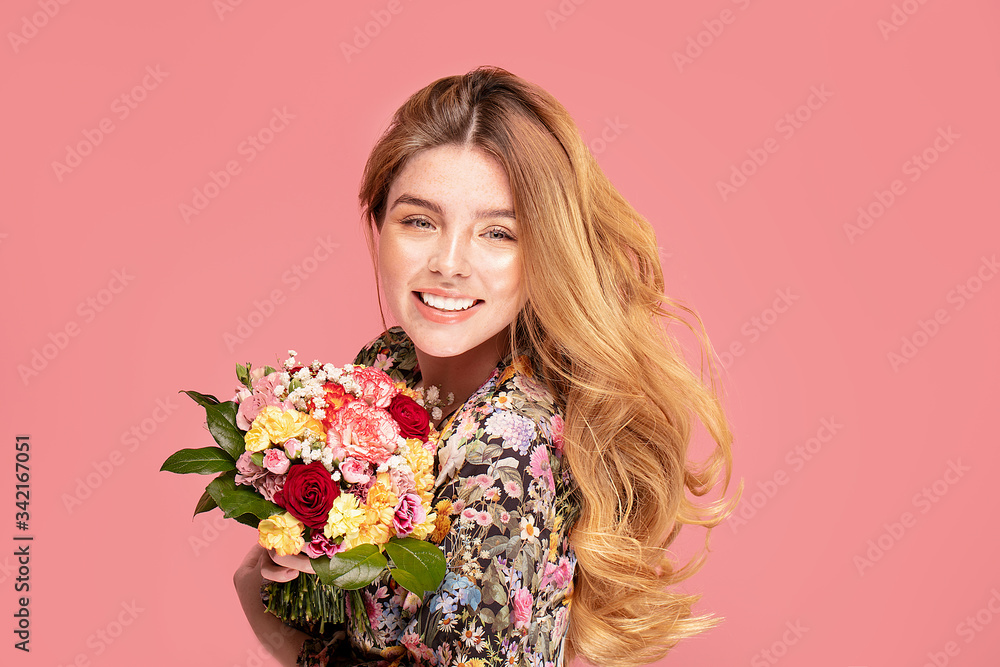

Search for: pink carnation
xmin=389 ymin=467 xmax=415 ymax=497
xmin=392 ymin=493 xmax=426 ymax=537
xmin=236 ymin=393 xmax=269 ymax=431
xmin=234 ymin=451 xmax=266 ymax=485
xmin=302 ymin=532 xmax=346 ymax=558
xmin=351 ymin=366 xmax=398 ymax=408
xmin=335 ymin=401 xmax=400 ymax=466
xmin=339 ymin=457 xmax=372 ymax=485
xmin=263 ymin=448 xmax=290 ymax=474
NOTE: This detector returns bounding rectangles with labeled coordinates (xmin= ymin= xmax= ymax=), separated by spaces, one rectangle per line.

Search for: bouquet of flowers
xmin=161 ymin=350 xmax=447 ymax=634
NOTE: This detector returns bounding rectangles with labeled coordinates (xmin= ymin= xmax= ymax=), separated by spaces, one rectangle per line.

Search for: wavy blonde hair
xmin=358 ymin=65 xmax=742 ymax=666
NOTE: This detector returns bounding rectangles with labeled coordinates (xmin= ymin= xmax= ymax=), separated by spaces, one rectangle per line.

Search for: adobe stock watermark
xmin=51 ymin=65 xmax=169 ymax=183
xmin=844 ymin=126 xmax=959 ymax=244
xmin=189 ymin=512 xmax=236 ymax=556
xmin=17 ymin=268 xmax=135 ymax=386
xmin=727 ymin=417 xmax=843 ymax=534
xmin=887 ymin=253 xmax=996 ymax=372
xmin=716 ymin=85 xmax=833 ymax=202
xmin=672 ymin=0 xmax=756 ymax=73
xmin=54 ymin=600 xmax=144 ymax=667
xmin=62 ymin=398 xmax=179 ymax=514
xmin=586 ymin=117 xmax=628 ymax=156
xmin=340 ymin=0 xmax=414 ymax=63
xmin=545 ymin=0 xmax=587 ymax=31
xmin=223 ymin=235 xmax=340 ymax=351
xmin=213 ymin=0 xmax=248 ymax=21
xmin=919 ymin=588 xmax=1000 ymax=667
xmin=233 ymin=622 xmax=304 ymax=667
xmin=7 ymin=0 xmax=72 ymax=54
xmin=853 ymin=458 xmax=970 ymax=576
xmin=179 ymin=107 xmax=295 ymax=223
xmin=877 ymin=0 xmax=932 ymax=41
xmin=717 ymin=288 xmax=800 ymax=370
xmin=750 ymin=619 xmax=809 ymax=667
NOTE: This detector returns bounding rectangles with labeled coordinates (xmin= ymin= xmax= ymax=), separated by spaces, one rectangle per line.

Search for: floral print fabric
xmin=290 ymin=327 xmax=579 ymax=666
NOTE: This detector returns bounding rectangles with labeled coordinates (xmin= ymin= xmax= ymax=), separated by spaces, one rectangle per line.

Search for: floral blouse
xmin=281 ymin=327 xmax=580 ymax=666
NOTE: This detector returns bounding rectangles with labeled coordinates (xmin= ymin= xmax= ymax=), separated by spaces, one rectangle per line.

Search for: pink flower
xmin=236 ymin=393 xmax=269 ymax=431
xmin=283 ymin=438 xmax=301 ymax=458
xmin=335 ymin=401 xmax=400 ymax=465
xmin=251 ymin=370 xmax=283 ymax=395
xmin=550 ymin=414 xmax=564 ymax=455
xmin=461 ymin=507 xmax=477 ymax=523
xmin=235 ymin=452 xmax=285 ymax=501
xmin=511 ymin=587 xmax=533 ymax=630
xmin=389 ymin=467 xmax=416 ymax=496
xmin=255 ymin=472 xmax=285 ymax=503
xmin=302 ymin=532 xmax=346 ymax=558
xmin=235 ymin=451 xmax=266 ymax=485
xmin=541 ymin=557 xmax=573 ymax=588
xmin=474 ymin=511 xmax=492 ymax=527
xmin=392 ymin=493 xmax=426 ymax=537
xmin=338 ymin=457 xmax=372 ymax=485
xmin=263 ymin=448 xmax=290 ymax=474
xmin=351 ymin=366 xmax=398 ymax=408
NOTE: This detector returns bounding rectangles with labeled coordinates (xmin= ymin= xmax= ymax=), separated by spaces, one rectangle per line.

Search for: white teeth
xmin=420 ymin=292 xmax=476 ymax=311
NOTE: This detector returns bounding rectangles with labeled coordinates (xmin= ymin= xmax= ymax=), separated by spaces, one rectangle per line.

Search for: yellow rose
xmin=244 ymin=422 xmax=271 ymax=453
xmin=257 ymin=512 xmax=305 ymax=556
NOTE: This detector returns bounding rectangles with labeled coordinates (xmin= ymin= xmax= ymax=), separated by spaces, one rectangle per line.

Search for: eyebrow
xmin=389 ymin=193 xmax=516 ymax=221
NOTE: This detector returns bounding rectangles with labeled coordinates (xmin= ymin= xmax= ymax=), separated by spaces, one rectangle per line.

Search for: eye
xmin=484 ymin=227 xmax=515 ymax=241
xmin=400 ymin=216 xmax=434 ymax=230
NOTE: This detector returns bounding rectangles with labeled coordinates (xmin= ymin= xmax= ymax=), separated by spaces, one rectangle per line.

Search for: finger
xmin=261 ymin=560 xmax=300 ymax=582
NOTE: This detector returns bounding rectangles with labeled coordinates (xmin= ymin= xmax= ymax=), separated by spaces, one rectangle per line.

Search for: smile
xmin=418 ymin=292 xmax=481 ymax=311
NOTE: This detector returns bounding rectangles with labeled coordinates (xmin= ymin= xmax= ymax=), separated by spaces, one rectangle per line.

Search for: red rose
xmin=273 ymin=462 xmax=339 ymax=529
xmin=388 ymin=394 xmax=430 ymax=442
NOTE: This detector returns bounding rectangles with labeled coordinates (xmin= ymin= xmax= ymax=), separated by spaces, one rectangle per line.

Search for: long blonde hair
xmin=359 ymin=65 xmax=742 ymax=666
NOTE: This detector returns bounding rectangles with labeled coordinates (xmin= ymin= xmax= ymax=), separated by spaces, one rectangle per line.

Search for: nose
xmin=427 ymin=228 xmax=471 ymax=278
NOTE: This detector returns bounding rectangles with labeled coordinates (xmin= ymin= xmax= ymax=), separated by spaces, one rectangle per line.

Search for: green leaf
xmin=180 ymin=389 xmax=220 ymax=408
xmin=160 ymin=447 xmax=235 ymax=475
xmin=264 ymin=365 xmax=277 ymax=375
xmin=193 ymin=488 xmax=217 ymax=517
xmin=205 ymin=401 xmax=245 ymax=460
xmin=384 ymin=538 xmax=446 ymax=596
xmin=205 ymin=470 xmax=283 ymax=522
xmin=251 ymin=451 xmax=265 ymax=467
xmin=313 ymin=545 xmax=387 ymax=589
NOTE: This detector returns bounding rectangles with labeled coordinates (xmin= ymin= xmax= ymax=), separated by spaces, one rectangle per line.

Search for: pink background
xmin=3 ymin=0 xmax=999 ymax=665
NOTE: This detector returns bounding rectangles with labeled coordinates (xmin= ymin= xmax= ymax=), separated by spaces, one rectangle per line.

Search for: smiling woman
xmin=234 ymin=65 xmax=741 ymax=667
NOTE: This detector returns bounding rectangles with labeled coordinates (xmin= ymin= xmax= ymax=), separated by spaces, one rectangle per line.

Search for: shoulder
xmin=352 ymin=326 xmax=419 ymax=385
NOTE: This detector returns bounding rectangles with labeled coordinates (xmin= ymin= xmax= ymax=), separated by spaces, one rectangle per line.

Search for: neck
xmin=414 ymin=332 xmax=512 ymax=421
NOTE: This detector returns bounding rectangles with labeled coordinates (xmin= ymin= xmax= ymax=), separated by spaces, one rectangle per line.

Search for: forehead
xmin=388 ymin=145 xmax=513 ymax=206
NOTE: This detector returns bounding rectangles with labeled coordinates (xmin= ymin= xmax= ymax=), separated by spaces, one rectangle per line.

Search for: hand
xmin=264 ymin=548 xmax=316 ymax=580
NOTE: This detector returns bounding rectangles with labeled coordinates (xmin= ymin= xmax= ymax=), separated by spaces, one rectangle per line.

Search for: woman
xmin=234 ymin=65 xmax=740 ymax=666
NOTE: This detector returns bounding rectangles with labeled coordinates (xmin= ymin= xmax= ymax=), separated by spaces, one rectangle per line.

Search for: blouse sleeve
xmin=396 ymin=399 xmax=577 ymax=666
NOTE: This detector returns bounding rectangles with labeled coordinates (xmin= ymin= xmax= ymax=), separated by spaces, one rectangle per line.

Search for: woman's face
xmin=377 ymin=144 xmax=524 ymax=359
